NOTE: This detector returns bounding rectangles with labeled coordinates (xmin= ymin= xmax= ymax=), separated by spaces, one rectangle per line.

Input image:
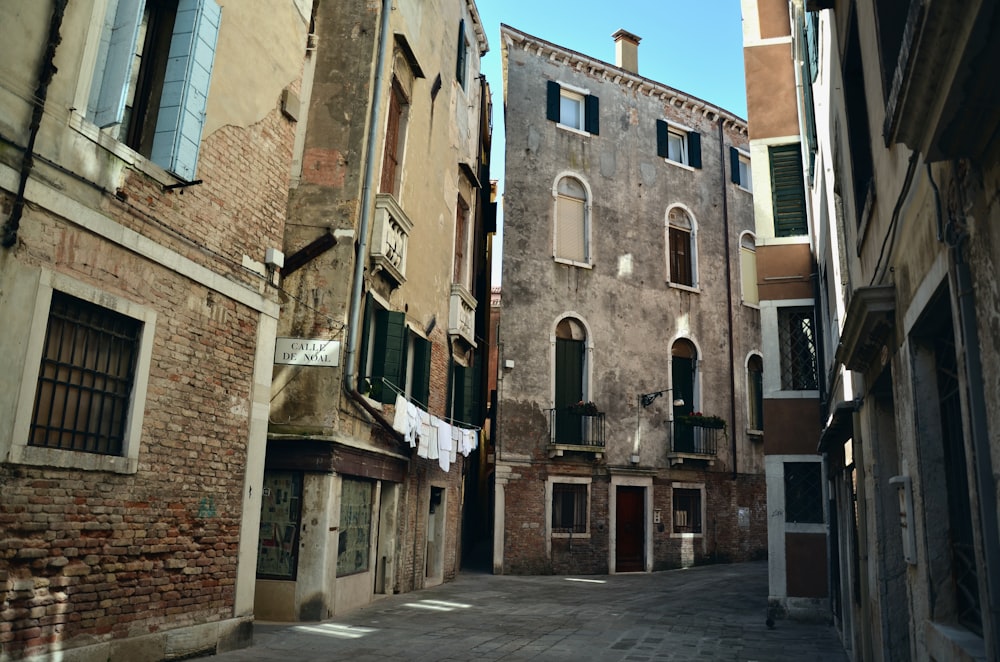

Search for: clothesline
xmin=375 ymin=377 xmax=482 ymax=432
xmin=386 ymin=388 xmax=481 ymax=473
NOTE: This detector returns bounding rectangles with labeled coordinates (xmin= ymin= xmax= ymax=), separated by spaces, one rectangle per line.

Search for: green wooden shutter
xmin=730 ymin=146 xmax=741 ymax=184
xmin=358 ymin=294 xmax=375 ymax=390
xmin=688 ymin=131 xmax=702 ymax=169
xmin=546 ymin=81 xmax=560 ymax=122
xmin=585 ymin=94 xmax=600 ymax=135
xmin=769 ymin=144 xmax=808 ymax=236
xmin=372 ymin=310 xmax=405 ymax=403
xmin=656 ymin=120 xmax=669 ymax=158
xmin=410 ymin=334 xmax=431 ymax=409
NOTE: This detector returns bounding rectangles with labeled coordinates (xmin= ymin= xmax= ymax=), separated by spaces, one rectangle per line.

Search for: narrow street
xmin=203 ymin=562 xmax=848 ymax=661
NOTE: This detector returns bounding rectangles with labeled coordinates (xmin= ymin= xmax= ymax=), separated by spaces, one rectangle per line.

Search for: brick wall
xmin=0 ymin=108 xmax=295 ymax=659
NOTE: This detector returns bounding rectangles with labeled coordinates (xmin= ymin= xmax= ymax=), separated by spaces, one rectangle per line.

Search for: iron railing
xmin=548 ymin=408 xmax=606 ymax=447
xmin=668 ymin=420 xmax=720 ymax=456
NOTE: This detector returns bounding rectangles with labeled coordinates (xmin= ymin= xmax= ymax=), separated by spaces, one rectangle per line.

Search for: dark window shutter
xmin=546 ymin=81 xmax=561 ymax=122
xmin=373 ymin=310 xmax=406 ymax=403
xmin=730 ymin=146 xmax=741 ymax=184
xmin=656 ymin=120 xmax=669 ymax=158
xmin=455 ymin=19 xmax=466 ymax=87
xmin=359 ymin=294 xmax=375 ymax=387
xmin=769 ymin=144 xmax=808 ymax=236
xmin=410 ymin=335 xmax=432 ymax=409
xmin=688 ymin=132 xmax=702 ymax=169
xmin=585 ymin=94 xmax=600 ymax=135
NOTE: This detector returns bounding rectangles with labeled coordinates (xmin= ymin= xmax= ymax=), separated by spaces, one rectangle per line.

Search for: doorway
xmin=616 ymin=486 xmax=645 ymax=572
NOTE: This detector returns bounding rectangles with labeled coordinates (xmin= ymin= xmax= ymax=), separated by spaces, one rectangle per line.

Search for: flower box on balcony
xmin=675 ymin=412 xmax=726 ymax=429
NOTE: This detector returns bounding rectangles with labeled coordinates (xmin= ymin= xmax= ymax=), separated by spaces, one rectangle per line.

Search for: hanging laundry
xmin=392 ymin=393 xmax=409 ymax=434
xmin=435 ymin=417 xmax=453 ymax=472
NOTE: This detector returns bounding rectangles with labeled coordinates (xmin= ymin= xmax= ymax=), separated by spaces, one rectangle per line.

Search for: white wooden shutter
xmin=555 ymin=194 xmax=586 ymax=262
xmin=150 ymin=0 xmax=221 ymax=179
xmin=90 ymin=0 xmax=144 ymax=128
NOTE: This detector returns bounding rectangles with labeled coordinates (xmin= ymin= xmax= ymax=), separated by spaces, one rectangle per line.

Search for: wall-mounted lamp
xmin=640 ymin=389 xmax=684 ymax=408
xmin=633 ymin=389 xmax=685 ymax=466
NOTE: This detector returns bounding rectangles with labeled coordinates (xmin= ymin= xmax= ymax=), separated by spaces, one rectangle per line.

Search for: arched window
xmin=740 ymin=232 xmax=759 ymax=305
xmin=554 ymin=317 xmax=587 ymax=443
xmin=747 ymin=353 xmax=763 ymax=431
xmin=667 ymin=207 xmax=696 ymax=287
xmin=554 ymin=176 xmax=589 ymax=264
xmin=671 ymin=339 xmax=698 ymax=452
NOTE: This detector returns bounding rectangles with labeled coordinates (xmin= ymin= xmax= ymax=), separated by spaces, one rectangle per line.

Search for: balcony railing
xmin=668 ymin=420 xmax=720 ymax=457
xmin=548 ymin=408 xmax=606 ymax=449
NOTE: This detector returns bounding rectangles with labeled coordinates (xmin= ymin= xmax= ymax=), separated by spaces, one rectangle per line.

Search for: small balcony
xmin=371 ymin=193 xmax=413 ymax=286
xmin=547 ymin=406 xmax=606 ymax=459
xmin=448 ymin=283 xmax=477 ymax=348
xmin=667 ymin=417 xmax=721 ymax=466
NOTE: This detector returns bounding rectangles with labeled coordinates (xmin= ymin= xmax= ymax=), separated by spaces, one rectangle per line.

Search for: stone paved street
xmin=201 ymin=562 xmax=848 ymax=661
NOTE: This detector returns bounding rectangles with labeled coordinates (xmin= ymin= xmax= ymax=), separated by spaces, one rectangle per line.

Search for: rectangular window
xmin=673 ymin=487 xmax=702 ymax=534
xmin=668 ymin=226 xmax=693 ymax=286
xmin=747 ymin=355 xmax=764 ymax=431
xmin=337 ymin=477 xmax=374 ymax=576
xmin=453 ymin=196 xmax=471 ymax=288
xmin=450 ymin=361 xmax=481 ymax=426
xmin=657 ymin=120 xmax=702 ymax=168
xmin=455 ymin=19 xmax=469 ymax=89
xmin=256 ymin=471 xmax=303 ymax=580
xmin=30 ymin=291 xmax=142 ymax=456
xmin=88 ymin=0 xmax=221 ymax=180
xmin=778 ymin=306 xmax=819 ymax=391
xmin=546 ymin=81 xmax=599 ymax=135
xmin=552 ymin=483 xmax=587 ymax=533
xmin=739 ymin=235 xmax=759 ymax=305
xmin=730 ymin=146 xmax=752 ymax=191
xmin=380 ymin=78 xmax=408 ymax=195
xmin=784 ymin=462 xmax=824 ymax=523
xmin=769 ymin=144 xmax=808 ymax=236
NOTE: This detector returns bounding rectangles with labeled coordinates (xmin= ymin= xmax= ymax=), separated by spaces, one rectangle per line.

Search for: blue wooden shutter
xmin=730 ymin=147 xmax=741 ymax=184
xmin=91 ymin=0 xmax=144 ymax=128
xmin=687 ymin=131 xmax=702 ymax=169
xmin=546 ymin=81 xmax=560 ymax=122
xmin=455 ymin=19 xmax=467 ymax=88
xmin=585 ymin=94 xmax=599 ymax=135
xmin=656 ymin=120 xmax=669 ymax=158
xmin=150 ymin=0 xmax=221 ymax=179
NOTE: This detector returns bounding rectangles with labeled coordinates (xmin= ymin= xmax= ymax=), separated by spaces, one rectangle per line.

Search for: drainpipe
xmin=341 ymin=0 xmax=404 ymax=442
xmin=2 ymin=0 xmax=68 ymax=248
xmin=718 ymin=118 xmax=738 ymax=480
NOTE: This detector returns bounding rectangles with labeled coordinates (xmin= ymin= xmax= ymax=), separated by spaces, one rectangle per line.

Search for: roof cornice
xmin=500 ymin=24 xmax=747 ymax=134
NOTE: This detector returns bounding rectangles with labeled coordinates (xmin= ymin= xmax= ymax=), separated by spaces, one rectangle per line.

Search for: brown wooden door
xmin=616 ymin=486 xmax=644 ymax=572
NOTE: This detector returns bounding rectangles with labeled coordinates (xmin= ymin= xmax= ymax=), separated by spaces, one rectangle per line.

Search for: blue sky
xmin=475 ymin=0 xmax=748 ymax=282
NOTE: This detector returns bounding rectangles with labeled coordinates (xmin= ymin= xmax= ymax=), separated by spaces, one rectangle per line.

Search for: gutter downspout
xmin=341 ymin=0 xmax=404 ymax=442
xmin=2 ymin=0 xmax=68 ymax=248
xmin=718 ymin=119 xmax=738 ymax=480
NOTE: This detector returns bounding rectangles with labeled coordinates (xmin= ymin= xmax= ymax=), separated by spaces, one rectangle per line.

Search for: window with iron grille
xmin=778 ymin=306 xmax=818 ymax=390
xmin=552 ymin=483 xmax=587 ymax=533
xmin=29 ymin=291 xmax=142 ymax=455
xmin=673 ymin=487 xmax=702 ymax=534
xmin=784 ymin=462 xmax=823 ymax=523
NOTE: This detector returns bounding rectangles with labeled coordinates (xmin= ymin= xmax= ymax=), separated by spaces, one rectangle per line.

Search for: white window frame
xmin=552 ymin=173 xmax=594 ymax=268
xmin=557 ymin=82 xmax=590 ymax=135
xmin=736 ymin=149 xmax=753 ymax=192
xmin=662 ymin=121 xmax=696 ymax=170
xmin=7 ymin=270 xmax=155 ymax=474
xmin=546 ymin=476 xmax=592 ymax=545
xmin=665 ymin=204 xmax=699 ymax=291
xmin=670 ymin=482 xmax=706 ymax=539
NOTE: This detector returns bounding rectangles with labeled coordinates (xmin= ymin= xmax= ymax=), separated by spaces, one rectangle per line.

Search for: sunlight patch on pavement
xmin=292 ymin=623 xmax=378 ymax=639
xmin=419 ymin=599 xmax=472 ymax=609
xmin=564 ymin=578 xmax=606 ymax=584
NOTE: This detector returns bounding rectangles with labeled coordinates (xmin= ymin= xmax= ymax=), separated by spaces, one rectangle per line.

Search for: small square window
xmin=559 ymin=90 xmax=585 ymax=131
xmin=667 ymin=130 xmax=687 ymax=164
xmin=784 ymin=462 xmax=823 ymax=523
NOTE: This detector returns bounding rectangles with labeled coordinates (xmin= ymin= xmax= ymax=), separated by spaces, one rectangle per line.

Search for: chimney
xmin=613 ymin=29 xmax=641 ymax=74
